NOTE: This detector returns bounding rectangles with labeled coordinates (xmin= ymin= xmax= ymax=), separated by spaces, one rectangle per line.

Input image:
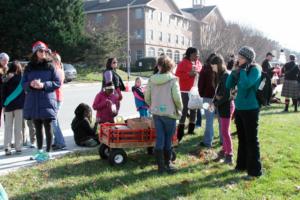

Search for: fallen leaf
xmin=296 ymin=185 xmax=300 ymax=191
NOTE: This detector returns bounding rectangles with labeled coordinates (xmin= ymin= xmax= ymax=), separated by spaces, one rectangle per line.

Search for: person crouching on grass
xmin=145 ymin=55 xmax=183 ymax=174
xmin=132 ymin=77 xmax=149 ymax=117
xmin=93 ymin=82 xmax=120 ymax=124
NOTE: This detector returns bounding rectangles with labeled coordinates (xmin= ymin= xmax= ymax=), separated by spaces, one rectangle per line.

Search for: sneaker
xmin=213 ymin=150 xmax=225 ymax=162
xmin=224 ymin=155 xmax=233 ymax=165
xmin=52 ymin=145 xmax=67 ymax=151
xmin=16 ymin=150 xmax=22 ymax=154
xmin=30 ymin=143 xmax=35 ymax=148
xmin=5 ymin=149 xmax=11 ymax=156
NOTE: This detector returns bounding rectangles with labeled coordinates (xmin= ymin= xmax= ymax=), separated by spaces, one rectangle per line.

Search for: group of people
xmin=143 ymin=46 xmax=266 ymax=177
xmin=0 ymin=41 xmax=66 ymax=161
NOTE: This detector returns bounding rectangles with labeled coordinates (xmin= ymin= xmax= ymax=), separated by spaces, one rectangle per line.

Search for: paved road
xmin=0 ymin=80 xmax=143 ymax=175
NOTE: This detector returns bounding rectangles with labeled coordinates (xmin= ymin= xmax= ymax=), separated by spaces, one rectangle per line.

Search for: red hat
xmin=32 ymin=41 xmax=48 ymax=54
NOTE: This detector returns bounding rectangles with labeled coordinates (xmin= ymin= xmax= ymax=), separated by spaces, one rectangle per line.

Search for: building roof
xmin=182 ymin=5 xmax=216 ymax=21
xmin=84 ymin=0 xmax=151 ymax=12
xmin=181 ymin=11 xmax=198 ymax=22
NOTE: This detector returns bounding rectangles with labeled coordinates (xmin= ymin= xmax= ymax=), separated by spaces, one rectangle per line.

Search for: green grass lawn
xmin=76 ymin=67 xmax=141 ymax=82
xmin=1 ymin=103 xmax=300 ymax=200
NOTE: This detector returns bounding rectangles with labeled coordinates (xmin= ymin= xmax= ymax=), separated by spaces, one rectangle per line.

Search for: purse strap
xmin=192 ymin=73 xmax=199 ymax=88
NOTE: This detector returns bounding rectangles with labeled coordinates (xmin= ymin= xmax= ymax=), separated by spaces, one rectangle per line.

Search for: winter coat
xmin=198 ymin=65 xmax=216 ymax=98
xmin=262 ymin=59 xmax=274 ymax=78
xmin=132 ymin=86 xmax=148 ymax=111
xmin=2 ymin=74 xmax=25 ymax=112
xmin=213 ymin=72 xmax=231 ymax=118
xmin=226 ymin=64 xmax=261 ymax=110
xmin=175 ymin=58 xmax=202 ymax=92
xmin=282 ymin=61 xmax=299 ymax=81
xmin=92 ymin=91 xmax=120 ymax=123
xmin=71 ymin=117 xmax=97 ymax=145
xmin=22 ymin=61 xmax=61 ymax=120
xmin=145 ymin=72 xmax=183 ymax=119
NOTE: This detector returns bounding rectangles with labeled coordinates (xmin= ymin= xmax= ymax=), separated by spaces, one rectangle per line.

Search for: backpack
xmin=247 ymin=65 xmax=272 ymax=107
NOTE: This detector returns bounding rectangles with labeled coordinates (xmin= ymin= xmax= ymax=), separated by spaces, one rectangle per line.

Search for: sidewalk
xmin=0 ymin=129 xmax=90 ymax=176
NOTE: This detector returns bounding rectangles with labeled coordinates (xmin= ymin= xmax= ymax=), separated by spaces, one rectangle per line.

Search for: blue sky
xmin=174 ymin=0 xmax=299 ymax=52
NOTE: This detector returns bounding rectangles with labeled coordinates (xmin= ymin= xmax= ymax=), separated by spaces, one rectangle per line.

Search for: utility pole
xmin=127 ymin=0 xmax=137 ymax=82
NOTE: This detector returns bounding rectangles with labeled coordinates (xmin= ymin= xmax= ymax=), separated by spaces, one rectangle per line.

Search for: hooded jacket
xmin=92 ymin=90 xmax=120 ymax=123
xmin=145 ymin=73 xmax=183 ymax=119
xmin=22 ymin=61 xmax=61 ymax=120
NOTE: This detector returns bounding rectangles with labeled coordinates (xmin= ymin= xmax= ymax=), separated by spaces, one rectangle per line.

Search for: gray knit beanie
xmin=238 ymin=46 xmax=256 ymax=63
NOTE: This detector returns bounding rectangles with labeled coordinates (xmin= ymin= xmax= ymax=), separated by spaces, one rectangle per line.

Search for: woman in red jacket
xmin=175 ymin=47 xmax=202 ymax=141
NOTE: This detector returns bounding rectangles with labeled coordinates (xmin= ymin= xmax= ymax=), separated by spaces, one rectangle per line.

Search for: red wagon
xmin=98 ymin=123 xmax=178 ymax=165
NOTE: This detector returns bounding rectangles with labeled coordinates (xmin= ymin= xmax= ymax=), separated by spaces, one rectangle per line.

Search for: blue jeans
xmin=202 ymin=98 xmax=215 ymax=147
xmin=52 ymin=102 xmax=66 ymax=147
xmin=153 ymin=115 xmax=176 ymax=152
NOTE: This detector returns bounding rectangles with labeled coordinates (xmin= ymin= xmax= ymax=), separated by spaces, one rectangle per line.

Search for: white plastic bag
xmin=188 ymin=73 xmax=203 ymax=110
xmin=188 ymin=86 xmax=203 ymax=109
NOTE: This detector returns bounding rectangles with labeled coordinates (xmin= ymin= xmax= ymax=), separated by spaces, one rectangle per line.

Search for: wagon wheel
xmin=108 ymin=149 xmax=127 ymax=166
xmin=98 ymin=144 xmax=110 ymax=159
xmin=146 ymin=147 xmax=154 ymax=155
xmin=171 ymin=149 xmax=176 ymax=162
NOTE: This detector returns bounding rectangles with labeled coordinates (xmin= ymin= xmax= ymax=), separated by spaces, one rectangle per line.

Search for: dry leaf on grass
xmin=296 ymin=185 xmax=300 ymax=191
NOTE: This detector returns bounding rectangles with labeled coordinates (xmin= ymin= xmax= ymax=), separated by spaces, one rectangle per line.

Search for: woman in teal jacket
xmin=226 ymin=46 xmax=262 ymax=177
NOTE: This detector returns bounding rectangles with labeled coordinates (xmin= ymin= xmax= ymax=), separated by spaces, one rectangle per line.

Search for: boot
xmin=154 ymin=149 xmax=165 ymax=174
xmin=177 ymin=124 xmax=185 ymax=142
xmin=164 ymin=150 xmax=177 ymax=174
xmin=187 ymin=123 xmax=196 ymax=135
xmin=295 ymin=104 xmax=298 ymax=112
xmin=284 ymin=104 xmax=288 ymax=112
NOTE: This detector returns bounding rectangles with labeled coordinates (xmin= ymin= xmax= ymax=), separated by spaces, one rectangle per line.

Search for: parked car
xmin=63 ymin=63 xmax=77 ymax=82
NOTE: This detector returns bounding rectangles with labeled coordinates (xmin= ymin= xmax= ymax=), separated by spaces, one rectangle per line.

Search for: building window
xmin=176 ymin=35 xmax=179 ymax=44
xmin=174 ymin=51 xmax=180 ymax=63
xmin=159 ymin=12 xmax=163 ymax=22
xmin=149 ymin=30 xmax=154 ymax=40
xmin=181 ymin=36 xmax=184 ymax=45
xmin=166 ymin=49 xmax=172 ymax=59
xmin=148 ymin=9 xmax=153 ymax=20
xmin=158 ymin=48 xmax=164 ymax=57
xmin=148 ymin=47 xmax=155 ymax=57
xmin=135 ymin=8 xmax=144 ymax=19
xmin=96 ymin=13 xmax=103 ymax=23
xmin=168 ymin=33 xmax=171 ymax=43
xmin=136 ymin=50 xmax=144 ymax=60
xmin=135 ymin=29 xmax=144 ymax=39
xmin=159 ymin=32 xmax=163 ymax=41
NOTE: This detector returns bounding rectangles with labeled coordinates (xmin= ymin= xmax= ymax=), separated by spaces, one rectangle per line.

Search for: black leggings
xmin=33 ymin=119 xmax=53 ymax=152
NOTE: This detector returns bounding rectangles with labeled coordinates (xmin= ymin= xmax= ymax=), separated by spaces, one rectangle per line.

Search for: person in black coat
xmin=211 ymin=55 xmax=235 ymax=164
xmin=2 ymin=61 xmax=25 ymax=155
xmin=71 ymin=103 xmax=99 ymax=147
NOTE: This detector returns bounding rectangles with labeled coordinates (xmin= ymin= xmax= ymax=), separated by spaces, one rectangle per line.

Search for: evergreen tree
xmin=84 ymin=16 xmax=127 ymax=67
xmin=0 ymin=0 xmax=85 ymax=61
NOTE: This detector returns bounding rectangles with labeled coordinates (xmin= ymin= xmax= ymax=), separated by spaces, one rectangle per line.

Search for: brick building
xmin=84 ymin=0 xmax=225 ymax=64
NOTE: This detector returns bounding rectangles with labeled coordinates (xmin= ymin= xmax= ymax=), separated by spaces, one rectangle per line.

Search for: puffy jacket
xmin=2 ymin=74 xmax=25 ymax=112
xmin=226 ymin=64 xmax=261 ymax=110
xmin=22 ymin=61 xmax=61 ymax=120
xmin=92 ymin=91 xmax=120 ymax=123
xmin=175 ymin=58 xmax=202 ymax=92
xmin=145 ymin=72 xmax=183 ymax=119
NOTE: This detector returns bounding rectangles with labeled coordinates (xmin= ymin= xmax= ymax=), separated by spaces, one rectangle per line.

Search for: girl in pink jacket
xmin=93 ymin=82 xmax=120 ymax=123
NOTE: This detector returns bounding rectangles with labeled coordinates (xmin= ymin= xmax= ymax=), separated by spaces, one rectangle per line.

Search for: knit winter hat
xmin=0 ymin=52 xmax=9 ymax=61
xmin=238 ymin=46 xmax=256 ymax=63
xmin=32 ymin=41 xmax=48 ymax=54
